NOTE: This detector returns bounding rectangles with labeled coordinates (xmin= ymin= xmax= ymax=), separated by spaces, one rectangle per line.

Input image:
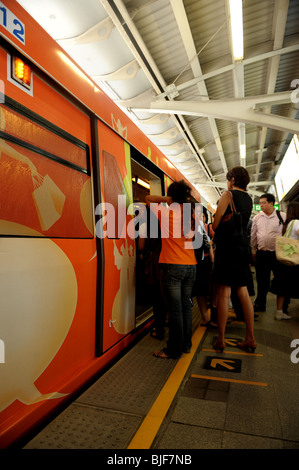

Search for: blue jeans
xmin=160 ymin=264 xmax=196 ymax=358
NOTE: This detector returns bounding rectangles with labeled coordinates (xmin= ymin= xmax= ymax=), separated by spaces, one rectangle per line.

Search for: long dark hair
xmin=282 ymin=202 xmax=299 ymax=235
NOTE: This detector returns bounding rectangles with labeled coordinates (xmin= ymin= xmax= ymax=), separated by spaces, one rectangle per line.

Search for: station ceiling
xmin=17 ymin=0 xmax=299 ymax=206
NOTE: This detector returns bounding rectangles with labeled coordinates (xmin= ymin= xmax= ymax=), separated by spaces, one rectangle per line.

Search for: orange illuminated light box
xmin=12 ymin=56 xmax=31 ymax=89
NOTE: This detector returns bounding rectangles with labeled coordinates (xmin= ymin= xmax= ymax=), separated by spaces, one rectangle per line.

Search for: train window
xmin=132 ymin=164 xmax=162 ymax=201
xmin=0 ymin=102 xmax=93 ymax=238
xmin=0 ymin=103 xmax=88 ymax=171
xmin=130 ymin=146 xmax=164 ymax=199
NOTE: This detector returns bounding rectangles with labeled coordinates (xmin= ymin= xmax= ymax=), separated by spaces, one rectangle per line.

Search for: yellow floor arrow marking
xmin=192 ymin=374 xmax=268 ymax=387
xmin=225 ymin=339 xmax=238 ymax=346
xmin=202 ymin=348 xmax=263 ymax=357
xmin=211 ymin=358 xmax=236 ymax=370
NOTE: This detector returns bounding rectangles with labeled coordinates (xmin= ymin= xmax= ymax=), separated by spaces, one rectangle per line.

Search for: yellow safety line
xmin=127 ymin=325 xmax=206 ymax=449
xmin=191 ymin=374 xmax=268 ymax=387
xmin=202 ymin=348 xmax=264 ymax=357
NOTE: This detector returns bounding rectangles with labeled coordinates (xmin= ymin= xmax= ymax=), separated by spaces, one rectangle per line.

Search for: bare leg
xmin=216 ymin=285 xmax=231 ymax=345
xmin=236 ymin=286 xmax=256 ymax=344
xmin=197 ymin=296 xmax=209 ymax=324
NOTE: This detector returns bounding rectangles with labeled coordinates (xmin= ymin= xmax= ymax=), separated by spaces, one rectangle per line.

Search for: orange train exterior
xmin=0 ymin=0 xmax=202 ymax=447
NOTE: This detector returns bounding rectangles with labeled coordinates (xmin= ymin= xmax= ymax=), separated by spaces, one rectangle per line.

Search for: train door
xmin=95 ymin=121 xmax=165 ymax=353
xmin=131 ymin=158 xmax=163 ymax=326
xmin=96 ymin=120 xmax=136 ymax=353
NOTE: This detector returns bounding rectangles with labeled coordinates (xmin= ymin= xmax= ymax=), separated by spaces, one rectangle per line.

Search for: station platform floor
xmin=23 ymin=285 xmax=299 ymax=451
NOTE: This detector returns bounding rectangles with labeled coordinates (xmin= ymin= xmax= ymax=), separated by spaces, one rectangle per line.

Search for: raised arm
xmin=145 ymin=195 xmax=173 ymax=206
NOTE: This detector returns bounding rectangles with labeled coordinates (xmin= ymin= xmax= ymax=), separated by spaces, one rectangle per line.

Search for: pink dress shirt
xmin=251 ymin=210 xmax=286 ymax=252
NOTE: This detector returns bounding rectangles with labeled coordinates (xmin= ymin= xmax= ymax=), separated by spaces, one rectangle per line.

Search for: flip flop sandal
xmin=153 ymin=349 xmax=172 ymax=359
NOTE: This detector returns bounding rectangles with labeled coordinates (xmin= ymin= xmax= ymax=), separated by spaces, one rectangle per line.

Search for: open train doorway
xmin=130 ymin=156 xmax=164 ymax=327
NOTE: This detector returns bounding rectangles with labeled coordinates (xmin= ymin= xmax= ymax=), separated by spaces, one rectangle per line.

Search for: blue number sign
xmin=0 ymin=2 xmax=25 ymax=44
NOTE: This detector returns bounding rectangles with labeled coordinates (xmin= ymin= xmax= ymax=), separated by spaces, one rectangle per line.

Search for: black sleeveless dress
xmin=213 ymin=190 xmax=252 ymax=287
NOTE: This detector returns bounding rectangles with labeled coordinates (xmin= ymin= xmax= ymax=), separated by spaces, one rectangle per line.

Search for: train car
xmin=0 ymin=0 xmax=203 ymax=448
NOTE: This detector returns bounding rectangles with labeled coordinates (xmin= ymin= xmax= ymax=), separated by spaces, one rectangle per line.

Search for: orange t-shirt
xmin=150 ymin=203 xmax=196 ymax=265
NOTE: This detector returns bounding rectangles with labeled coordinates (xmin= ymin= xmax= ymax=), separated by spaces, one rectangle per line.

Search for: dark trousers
xmin=254 ymin=250 xmax=278 ymax=309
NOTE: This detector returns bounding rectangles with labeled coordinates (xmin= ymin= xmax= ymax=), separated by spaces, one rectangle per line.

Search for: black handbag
xmin=194 ymin=227 xmax=211 ymax=262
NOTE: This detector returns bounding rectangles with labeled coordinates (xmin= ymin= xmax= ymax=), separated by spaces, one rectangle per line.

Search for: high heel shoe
xmin=237 ymin=341 xmax=257 ymax=354
xmin=213 ymin=341 xmax=225 ymax=353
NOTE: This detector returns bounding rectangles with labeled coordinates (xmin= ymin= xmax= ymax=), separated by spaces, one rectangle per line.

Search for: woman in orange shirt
xmin=146 ymin=181 xmax=197 ymax=359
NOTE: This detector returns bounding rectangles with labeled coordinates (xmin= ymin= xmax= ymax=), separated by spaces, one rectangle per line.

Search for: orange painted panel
xmin=34 ymin=238 xmax=98 ymax=388
xmin=97 ymin=121 xmax=136 ymax=352
xmin=0 ymin=31 xmax=98 ymax=441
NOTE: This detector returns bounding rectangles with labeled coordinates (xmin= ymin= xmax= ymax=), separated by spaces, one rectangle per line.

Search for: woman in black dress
xmin=212 ymin=167 xmax=256 ymax=353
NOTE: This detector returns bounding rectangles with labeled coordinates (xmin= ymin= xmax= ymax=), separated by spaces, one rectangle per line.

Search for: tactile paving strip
xmin=24 ymin=403 xmax=141 ymax=449
xmin=76 ymin=302 xmax=201 ymax=415
xmin=76 ymin=335 xmax=176 ymax=415
xmin=24 ymin=301 xmax=201 ymax=449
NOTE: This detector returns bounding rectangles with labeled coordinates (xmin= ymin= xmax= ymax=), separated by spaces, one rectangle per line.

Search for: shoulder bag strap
xmin=276 ymin=210 xmax=284 ymax=225
xmin=284 ymin=220 xmax=295 ymax=238
xmin=227 ymin=191 xmax=237 ymax=214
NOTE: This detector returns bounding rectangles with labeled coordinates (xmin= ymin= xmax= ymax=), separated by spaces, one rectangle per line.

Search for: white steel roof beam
xmin=156 ymin=43 xmax=299 ymax=100
xmin=233 ymin=62 xmax=246 ymax=167
xmin=255 ymin=0 xmax=290 ymax=183
xmin=226 ymin=0 xmax=246 ymax=168
xmin=100 ymin=0 xmax=215 ymax=186
xmin=169 ymin=0 xmax=228 ymax=176
xmin=200 ymin=182 xmax=264 ymax=198
xmin=136 ymin=91 xmax=298 ymax=134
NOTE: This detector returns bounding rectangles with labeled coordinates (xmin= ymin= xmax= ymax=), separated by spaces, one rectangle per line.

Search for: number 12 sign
xmin=0 ymin=2 xmax=25 ymax=44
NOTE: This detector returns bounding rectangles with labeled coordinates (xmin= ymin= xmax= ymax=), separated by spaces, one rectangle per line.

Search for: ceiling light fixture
xmin=229 ymin=0 xmax=244 ymax=62
xmin=137 ymin=178 xmax=150 ymax=189
xmin=240 ymin=143 xmax=246 ymax=162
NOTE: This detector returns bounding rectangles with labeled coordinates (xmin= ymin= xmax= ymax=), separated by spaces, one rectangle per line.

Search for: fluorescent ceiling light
xmin=137 ymin=178 xmax=150 ymax=189
xmin=240 ymin=143 xmax=246 ymax=159
xmin=229 ymin=0 xmax=244 ymax=61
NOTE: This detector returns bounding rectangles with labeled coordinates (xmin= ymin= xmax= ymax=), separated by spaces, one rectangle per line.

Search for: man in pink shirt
xmin=251 ymin=193 xmax=286 ymax=315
